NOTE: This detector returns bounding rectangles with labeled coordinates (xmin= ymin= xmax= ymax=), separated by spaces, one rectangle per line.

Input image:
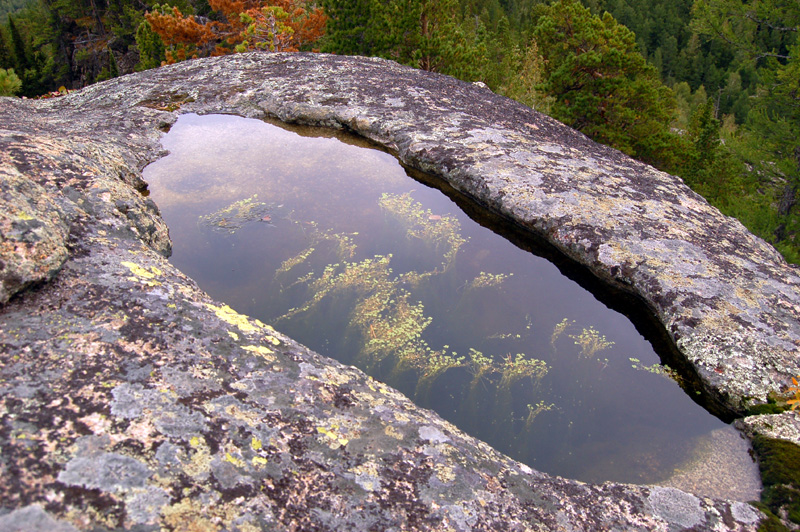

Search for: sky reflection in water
xmin=144 ymin=114 xmax=759 ymax=499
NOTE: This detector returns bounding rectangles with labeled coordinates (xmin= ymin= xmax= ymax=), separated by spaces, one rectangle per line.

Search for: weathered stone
xmin=1 ymin=52 xmax=797 ymax=530
xmin=737 ymin=413 xmax=800 ymax=443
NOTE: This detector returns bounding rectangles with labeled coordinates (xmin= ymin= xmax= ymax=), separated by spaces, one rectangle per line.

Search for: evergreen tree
xmin=7 ymin=14 xmax=28 ymax=73
xmin=0 ymin=25 xmax=11 ymax=68
xmin=693 ymin=0 xmax=799 ymax=255
xmin=320 ymin=0 xmax=388 ymax=56
xmin=0 ymin=65 xmax=21 ymax=94
xmin=533 ymin=0 xmax=677 ymax=164
xmin=135 ymin=19 xmax=166 ymax=70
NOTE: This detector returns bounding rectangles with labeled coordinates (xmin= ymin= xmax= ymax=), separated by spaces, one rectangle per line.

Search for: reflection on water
xmin=144 ymin=114 xmax=759 ymax=499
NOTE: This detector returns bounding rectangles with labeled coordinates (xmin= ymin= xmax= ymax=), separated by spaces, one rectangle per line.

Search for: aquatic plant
xmin=499 ymin=353 xmax=549 ymax=390
xmin=466 ymin=348 xmax=497 ymax=390
xmin=280 ymin=255 xmax=393 ymax=320
xmin=551 ymin=318 xmax=574 ymax=346
xmin=415 ymin=350 xmax=467 ymax=399
xmin=354 ymin=291 xmax=432 ymax=369
xmin=275 ymin=247 xmax=316 ymax=277
xmin=468 ymin=271 xmax=513 ymax=290
xmin=272 ymin=192 xmax=554 ymax=439
xmin=570 ymin=326 xmax=614 ymax=358
xmin=199 ymin=194 xmax=271 ymax=233
xmin=525 ymin=401 xmax=555 ymax=428
xmin=628 ymin=358 xmax=682 ymax=385
xmin=379 ymin=192 xmax=466 ymax=270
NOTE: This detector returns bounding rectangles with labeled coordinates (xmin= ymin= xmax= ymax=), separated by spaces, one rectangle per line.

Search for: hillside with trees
xmin=1 ymin=0 xmax=797 ymax=263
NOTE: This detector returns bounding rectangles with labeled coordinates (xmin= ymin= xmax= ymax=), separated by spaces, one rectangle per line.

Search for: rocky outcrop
xmin=1 ymin=52 xmax=797 ymax=531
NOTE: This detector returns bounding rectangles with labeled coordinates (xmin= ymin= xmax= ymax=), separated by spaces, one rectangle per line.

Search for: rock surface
xmin=1 ymin=52 xmax=797 ymax=530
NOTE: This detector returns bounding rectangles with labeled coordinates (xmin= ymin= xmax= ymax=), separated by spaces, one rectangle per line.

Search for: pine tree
xmin=135 ymin=19 xmax=167 ymax=70
xmin=0 ymin=66 xmax=21 ymax=95
xmin=0 ymin=26 xmax=11 ymax=69
xmin=693 ymin=0 xmax=799 ymax=253
xmin=533 ymin=0 xmax=677 ymax=164
xmin=7 ymin=15 xmax=28 ymax=73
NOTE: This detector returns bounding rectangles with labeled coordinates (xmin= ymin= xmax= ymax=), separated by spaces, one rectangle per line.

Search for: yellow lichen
xmin=264 ymin=335 xmax=281 ymax=346
xmin=241 ymin=345 xmax=274 ymax=357
xmin=384 ymin=425 xmax=404 ymax=440
xmin=434 ymin=463 xmax=456 ymax=483
xmin=183 ymin=436 xmax=211 ymax=477
xmin=224 ymin=452 xmax=245 ymax=468
xmin=316 ymin=426 xmax=349 ymax=448
xmin=121 ymin=261 xmax=158 ymax=279
xmin=120 ymin=261 xmax=163 ymax=286
xmin=205 ymin=303 xmax=262 ymax=333
xmin=162 ymin=498 xmax=219 ymax=532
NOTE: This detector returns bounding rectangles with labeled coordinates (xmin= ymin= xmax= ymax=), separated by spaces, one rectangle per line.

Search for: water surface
xmin=144 ymin=114 xmax=759 ymax=499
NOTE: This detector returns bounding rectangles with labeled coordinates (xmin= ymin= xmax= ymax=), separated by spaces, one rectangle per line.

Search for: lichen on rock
xmin=1 ymin=52 xmax=797 ymax=530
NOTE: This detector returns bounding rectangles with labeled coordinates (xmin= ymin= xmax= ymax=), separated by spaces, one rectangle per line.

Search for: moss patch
xmin=752 ymin=435 xmax=800 ymax=527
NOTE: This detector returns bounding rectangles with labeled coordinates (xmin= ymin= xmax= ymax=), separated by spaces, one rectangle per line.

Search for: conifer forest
xmin=1 ymin=0 xmax=798 ymax=265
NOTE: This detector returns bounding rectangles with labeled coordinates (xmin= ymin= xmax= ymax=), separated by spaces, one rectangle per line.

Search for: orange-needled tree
xmin=144 ymin=0 xmax=326 ymax=64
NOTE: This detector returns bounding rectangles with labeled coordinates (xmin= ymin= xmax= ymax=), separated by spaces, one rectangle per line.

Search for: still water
xmin=145 ymin=114 xmax=759 ymax=499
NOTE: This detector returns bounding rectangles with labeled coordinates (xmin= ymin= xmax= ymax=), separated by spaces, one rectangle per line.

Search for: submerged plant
xmin=525 ymin=401 xmax=555 ymax=428
xmin=499 ymin=353 xmax=549 ymax=390
xmin=415 ymin=351 xmax=467 ymax=399
xmin=199 ymin=194 xmax=271 ymax=233
xmin=468 ymin=271 xmax=513 ymax=290
xmin=379 ymin=192 xmax=466 ymax=270
xmin=273 ymin=191 xmax=554 ymax=432
xmin=570 ymin=326 xmax=614 ymax=358
xmin=551 ymin=318 xmax=574 ymax=346
xmin=466 ymin=348 xmax=497 ymax=390
xmin=629 ymin=358 xmax=683 ymax=386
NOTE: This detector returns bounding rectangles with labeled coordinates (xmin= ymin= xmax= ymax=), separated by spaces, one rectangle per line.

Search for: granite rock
xmin=2 ymin=52 xmax=797 ymax=531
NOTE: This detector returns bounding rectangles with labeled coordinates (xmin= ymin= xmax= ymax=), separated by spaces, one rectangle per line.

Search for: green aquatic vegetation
xmin=280 ymin=255 xmax=393 ymax=321
xmin=525 ymin=401 xmax=555 ymax=429
xmin=551 ymin=318 xmax=574 ymax=346
xmin=275 ymin=247 xmax=316 ymax=277
xmin=628 ymin=358 xmax=682 ymax=385
xmin=354 ymin=290 xmax=432 ymax=368
xmin=415 ymin=350 xmax=467 ymax=399
xmin=466 ymin=348 xmax=497 ymax=389
xmin=499 ymin=353 xmax=549 ymax=390
xmin=199 ymin=194 xmax=271 ymax=233
xmin=468 ymin=271 xmax=513 ymax=290
xmin=275 ymin=192 xmax=552 ymax=426
xmin=570 ymin=326 xmax=615 ymax=358
xmin=379 ymin=192 xmax=466 ymax=270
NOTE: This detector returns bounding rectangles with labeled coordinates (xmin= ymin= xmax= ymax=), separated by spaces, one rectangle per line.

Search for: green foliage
xmin=379 ymin=192 xmax=466 ymax=271
xmin=752 ymin=435 xmax=800 ymax=526
xmin=689 ymin=0 xmax=800 ymax=261
xmin=0 ymin=0 xmax=33 ymax=20
xmin=569 ymin=326 xmax=614 ymax=358
xmin=322 ymin=0 xmax=488 ymax=79
xmin=7 ymin=14 xmax=27 ymax=72
xmin=0 ymin=65 xmax=20 ymax=94
xmin=135 ymin=19 xmax=166 ymax=71
xmin=0 ymin=25 xmax=11 ymax=68
xmin=532 ymin=0 xmax=678 ymax=164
